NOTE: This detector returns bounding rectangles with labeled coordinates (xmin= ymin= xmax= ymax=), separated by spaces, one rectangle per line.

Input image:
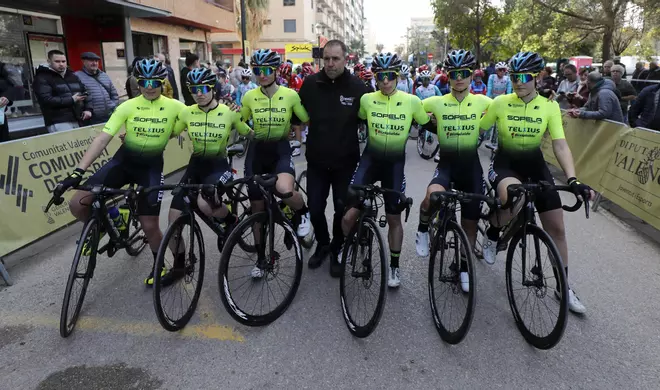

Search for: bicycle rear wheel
xmin=218 ymin=212 xmax=303 ymax=326
xmin=153 ymin=214 xmax=205 ymax=331
xmin=60 ymin=217 xmax=100 ymax=338
xmin=428 ymin=219 xmax=476 ymax=344
xmin=339 ymin=217 xmax=387 ymax=338
xmin=295 ymin=169 xmax=315 ymax=249
xmin=417 ymin=130 xmax=439 ymax=160
xmin=505 ymin=224 xmax=568 ymax=349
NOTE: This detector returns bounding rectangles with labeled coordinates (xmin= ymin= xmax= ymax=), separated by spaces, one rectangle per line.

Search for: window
xmin=283 ymin=0 xmax=295 ymax=5
xmin=283 ymin=19 xmax=296 ymax=33
xmin=264 ymin=19 xmax=272 ymax=25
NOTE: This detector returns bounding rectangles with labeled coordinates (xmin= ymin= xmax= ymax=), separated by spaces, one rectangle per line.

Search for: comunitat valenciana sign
xmin=0 ymin=125 xmax=192 ymax=257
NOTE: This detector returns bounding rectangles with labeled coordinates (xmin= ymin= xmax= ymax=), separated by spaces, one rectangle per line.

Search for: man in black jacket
xmin=298 ymin=40 xmax=370 ymax=276
xmin=181 ymin=53 xmax=200 ymax=106
xmin=0 ymin=61 xmax=13 ymax=142
xmin=33 ymin=50 xmax=92 ymax=133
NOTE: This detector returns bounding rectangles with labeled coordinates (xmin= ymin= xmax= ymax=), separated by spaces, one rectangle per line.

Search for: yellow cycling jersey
xmin=240 ymin=86 xmax=310 ymax=141
xmin=358 ymin=90 xmax=430 ymax=159
xmin=480 ymin=93 xmax=565 ymax=156
xmin=423 ymin=93 xmax=492 ymax=158
xmin=103 ymin=95 xmax=185 ymax=157
xmin=174 ymin=103 xmax=251 ymax=158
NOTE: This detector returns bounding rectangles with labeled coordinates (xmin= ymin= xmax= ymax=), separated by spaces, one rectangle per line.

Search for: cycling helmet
xmin=439 ymin=74 xmax=449 ymax=84
xmin=473 ymin=69 xmax=485 ymax=78
xmin=495 ymin=61 xmax=508 ymax=70
xmin=443 ymin=50 xmax=477 ymax=70
xmin=133 ymin=59 xmax=168 ymax=79
xmin=279 ymin=62 xmax=292 ymax=75
xmin=419 ymin=70 xmax=432 ymax=79
xmin=400 ymin=64 xmax=410 ymax=77
xmin=361 ymin=70 xmax=373 ymax=80
xmin=240 ymin=68 xmax=253 ymax=78
xmin=354 ymin=63 xmax=365 ymax=73
xmin=186 ymin=67 xmax=217 ymax=86
xmin=508 ymin=51 xmax=544 ymax=73
xmin=419 ymin=64 xmax=430 ymax=72
xmin=250 ymin=49 xmax=282 ymax=68
xmin=372 ymin=52 xmax=403 ymax=73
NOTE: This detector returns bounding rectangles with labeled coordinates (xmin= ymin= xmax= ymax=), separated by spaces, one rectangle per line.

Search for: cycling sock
xmin=418 ymin=208 xmax=430 ymax=232
xmin=486 ymin=226 xmax=501 ymax=241
xmin=390 ymin=251 xmax=400 ymax=268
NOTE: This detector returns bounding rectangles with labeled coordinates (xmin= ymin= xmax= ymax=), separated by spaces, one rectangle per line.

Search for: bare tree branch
xmin=532 ymin=0 xmax=594 ymax=22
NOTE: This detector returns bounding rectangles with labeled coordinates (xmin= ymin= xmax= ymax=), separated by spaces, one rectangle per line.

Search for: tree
xmin=349 ymin=39 xmax=366 ymax=59
xmin=393 ymin=44 xmax=406 ymax=57
xmin=234 ymin=0 xmax=270 ymax=54
xmin=375 ymin=43 xmax=385 ymax=53
xmin=406 ymin=24 xmax=435 ymax=67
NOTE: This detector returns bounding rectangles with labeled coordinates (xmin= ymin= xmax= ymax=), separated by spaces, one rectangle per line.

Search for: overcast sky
xmin=364 ymin=0 xmax=434 ymax=51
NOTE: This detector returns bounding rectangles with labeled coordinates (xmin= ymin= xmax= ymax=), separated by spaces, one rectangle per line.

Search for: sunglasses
xmin=137 ymin=79 xmax=164 ymax=89
xmin=252 ymin=66 xmax=275 ymax=76
xmin=189 ymin=85 xmax=213 ymax=94
xmin=375 ymin=71 xmax=398 ymax=82
xmin=510 ymin=73 xmax=536 ymax=83
xmin=448 ymin=69 xmax=472 ymax=80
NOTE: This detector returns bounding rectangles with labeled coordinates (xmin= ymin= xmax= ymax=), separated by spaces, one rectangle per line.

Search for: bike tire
xmin=60 ymin=217 xmax=100 ymax=338
xmin=505 ymin=224 xmax=568 ymax=350
xmin=153 ymin=214 xmax=205 ymax=331
xmin=417 ymin=130 xmax=439 ymax=160
xmin=339 ymin=217 xmax=387 ymax=338
xmin=123 ymin=206 xmax=147 ymax=256
xmin=231 ymin=182 xmax=255 ymax=253
xmin=428 ymin=219 xmax=476 ymax=344
xmin=218 ymin=212 xmax=303 ymax=326
xmin=295 ymin=169 xmax=315 ymax=249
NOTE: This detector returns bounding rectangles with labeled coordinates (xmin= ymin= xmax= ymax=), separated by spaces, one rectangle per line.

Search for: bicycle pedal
xmin=378 ymin=215 xmax=387 ymax=228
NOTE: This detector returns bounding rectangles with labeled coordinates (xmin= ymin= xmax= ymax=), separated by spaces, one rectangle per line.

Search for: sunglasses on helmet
xmin=137 ymin=79 xmax=164 ymax=89
xmin=447 ymin=69 xmax=472 ymax=80
xmin=510 ymin=73 xmax=536 ymax=84
xmin=252 ymin=66 xmax=276 ymax=76
xmin=375 ymin=71 xmax=398 ymax=82
xmin=188 ymin=85 xmax=214 ymax=94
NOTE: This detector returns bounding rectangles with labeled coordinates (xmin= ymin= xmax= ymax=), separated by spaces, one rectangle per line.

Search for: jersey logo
xmin=508 ymin=103 xmax=524 ymax=108
xmin=339 ymin=95 xmax=354 ymax=106
xmin=160 ymin=107 xmax=165 ymax=111
xmin=444 ymin=103 xmax=458 ymax=107
xmin=374 ymin=100 xmax=385 ymax=105
xmin=467 ymin=103 xmax=472 ymax=106
xmin=396 ymin=102 xmax=402 ymax=106
xmin=534 ymin=106 xmax=540 ymax=110
xmin=279 ymin=97 xmax=284 ymax=100
xmin=217 ymin=112 xmax=223 ymax=116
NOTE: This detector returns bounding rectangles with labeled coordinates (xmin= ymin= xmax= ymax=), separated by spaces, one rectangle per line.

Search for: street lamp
xmin=315 ymin=23 xmax=322 ymax=69
xmin=240 ymin=0 xmax=248 ymax=63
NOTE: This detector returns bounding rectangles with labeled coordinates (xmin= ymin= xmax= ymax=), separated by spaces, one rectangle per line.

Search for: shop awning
xmin=0 ymin=0 xmax=170 ymax=18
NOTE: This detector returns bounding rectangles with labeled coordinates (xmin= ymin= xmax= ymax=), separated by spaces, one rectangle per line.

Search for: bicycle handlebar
xmin=348 ymin=184 xmax=414 ymax=222
xmin=429 ymin=190 xmax=501 ymax=208
xmin=507 ymin=181 xmax=590 ymax=219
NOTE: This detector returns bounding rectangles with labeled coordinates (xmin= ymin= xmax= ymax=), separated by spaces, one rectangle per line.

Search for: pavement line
xmin=1 ymin=313 xmax=245 ymax=342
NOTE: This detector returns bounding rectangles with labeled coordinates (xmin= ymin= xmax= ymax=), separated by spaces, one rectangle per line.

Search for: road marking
xmin=0 ymin=313 xmax=245 ymax=342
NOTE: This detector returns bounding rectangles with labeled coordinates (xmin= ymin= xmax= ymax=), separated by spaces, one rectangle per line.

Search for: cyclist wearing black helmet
xmin=58 ymin=58 xmax=186 ymax=286
xmin=240 ymin=49 xmax=312 ymax=278
xmin=479 ymin=51 xmax=594 ymax=314
xmin=414 ymin=50 xmax=493 ymax=293
xmin=342 ymin=52 xmax=432 ymax=288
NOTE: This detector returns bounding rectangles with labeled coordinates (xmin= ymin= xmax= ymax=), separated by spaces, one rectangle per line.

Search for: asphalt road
xmin=2 ymin=140 xmax=660 ymax=390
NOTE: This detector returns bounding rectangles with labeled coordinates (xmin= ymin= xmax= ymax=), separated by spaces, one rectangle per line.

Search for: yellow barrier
xmin=542 ymin=115 xmax=660 ymax=231
xmin=0 ymin=125 xmax=192 ymax=257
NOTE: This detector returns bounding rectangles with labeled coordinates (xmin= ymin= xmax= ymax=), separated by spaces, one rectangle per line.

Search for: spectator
xmin=568 ymin=72 xmax=624 ymax=123
xmin=126 ymin=56 xmax=143 ymax=99
xmin=631 ymin=61 xmax=647 ymax=93
xmin=215 ymin=69 xmax=233 ymax=100
xmin=155 ymin=53 xmax=179 ymax=100
xmin=602 ymin=60 xmax=614 ymax=77
xmin=610 ymin=64 xmax=636 ymax=119
xmin=612 ymin=56 xmax=627 ymax=78
xmin=181 ymin=53 xmax=200 ymax=105
xmin=568 ymin=67 xmax=591 ymax=108
xmin=628 ymin=83 xmax=660 ymax=130
xmin=556 ymin=64 xmax=580 ymax=109
xmin=33 ymin=50 xmax=92 ymax=133
xmin=537 ymin=66 xmax=556 ymax=99
xmin=644 ymin=61 xmax=660 ymax=88
xmin=75 ymin=52 xmax=118 ymax=125
xmin=485 ymin=62 xmax=496 ymax=81
xmin=230 ymin=60 xmax=247 ymax=90
xmin=0 ymin=61 xmax=13 ymax=142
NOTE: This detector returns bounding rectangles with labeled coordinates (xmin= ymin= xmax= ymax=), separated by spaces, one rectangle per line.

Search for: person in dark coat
xmin=156 ymin=53 xmax=179 ymax=100
xmin=629 ymin=84 xmax=660 ymax=130
xmin=181 ymin=53 xmax=200 ymax=106
xmin=33 ymin=50 xmax=92 ymax=133
xmin=0 ymin=61 xmax=13 ymax=142
xmin=75 ymin=52 xmax=118 ymax=125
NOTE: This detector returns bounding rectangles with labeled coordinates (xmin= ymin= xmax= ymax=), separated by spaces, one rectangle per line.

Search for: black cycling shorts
xmin=489 ymin=152 xmax=561 ymax=213
xmin=84 ymin=148 xmax=164 ymax=216
xmin=350 ymin=153 xmax=406 ymax=215
xmin=430 ymin=157 xmax=484 ymax=220
xmin=244 ymin=140 xmax=295 ymax=200
xmin=171 ymin=156 xmax=233 ymax=211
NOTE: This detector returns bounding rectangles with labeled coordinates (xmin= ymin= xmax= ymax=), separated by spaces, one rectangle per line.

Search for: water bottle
xmin=108 ymin=206 xmax=126 ymax=231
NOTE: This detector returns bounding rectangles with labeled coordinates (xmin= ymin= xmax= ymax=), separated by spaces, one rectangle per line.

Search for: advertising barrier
xmin=0 ymin=125 xmax=192 ymax=257
xmin=542 ymin=115 xmax=660 ymax=231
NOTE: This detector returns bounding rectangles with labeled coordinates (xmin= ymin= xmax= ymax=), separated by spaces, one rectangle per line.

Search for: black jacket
xmin=181 ymin=67 xmax=195 ymax=105
xmin=298 ymin=68 xmax=369 ymax=168
xmin=33 ymin=65 xmax=91 ymax=126
xmin=629 ymin=84 xmax=660 ymax=129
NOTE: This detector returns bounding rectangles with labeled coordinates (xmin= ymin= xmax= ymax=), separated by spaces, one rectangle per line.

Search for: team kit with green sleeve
xmin=479 ymin=92 xmax=566 ymax=212
xmin=170 ymin=103 xmax=253 ymax=211
xmin=422 ymin=92 xmax=492 ymax=220
xmin=240 ymin=86 xmax=310 ymax=200
xmin=84 ymin=95 xmax=186 ymax=215
xmin=352 ymin=90 xmax=430 ymax=214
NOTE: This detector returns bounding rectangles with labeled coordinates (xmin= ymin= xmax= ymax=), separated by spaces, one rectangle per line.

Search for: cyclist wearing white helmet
xmin=396 ymin=64 xmax=414 ymax=93
xmin=415 ymin=70 xmax=442 ymax=100
xmin=236 ymin=68 xmax=257 ymax=106
xmin=487 ymin=61 xmax=512 ymax=98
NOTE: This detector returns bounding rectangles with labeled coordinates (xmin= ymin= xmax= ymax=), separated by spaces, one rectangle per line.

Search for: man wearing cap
xmin=75 ymin=52 xmax=118 ymax=125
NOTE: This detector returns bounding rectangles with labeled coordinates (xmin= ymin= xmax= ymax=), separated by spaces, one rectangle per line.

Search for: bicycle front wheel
xmin=153 ymin=214 xmax=205 ymax=332
xmin=218 ymin=212 xmax=303 ymax=326
xmin=505 ymin=224 xmax=568 ymax=349
xmin=428 ymin=219 xmax=476 ymax=344
xmin=339 ymin=217 xmax=387 ymax=338
xmin=417 ymin=130 xmax=439 ymax=160
xmin=60 ymin=217 xmax=100 ymax=338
